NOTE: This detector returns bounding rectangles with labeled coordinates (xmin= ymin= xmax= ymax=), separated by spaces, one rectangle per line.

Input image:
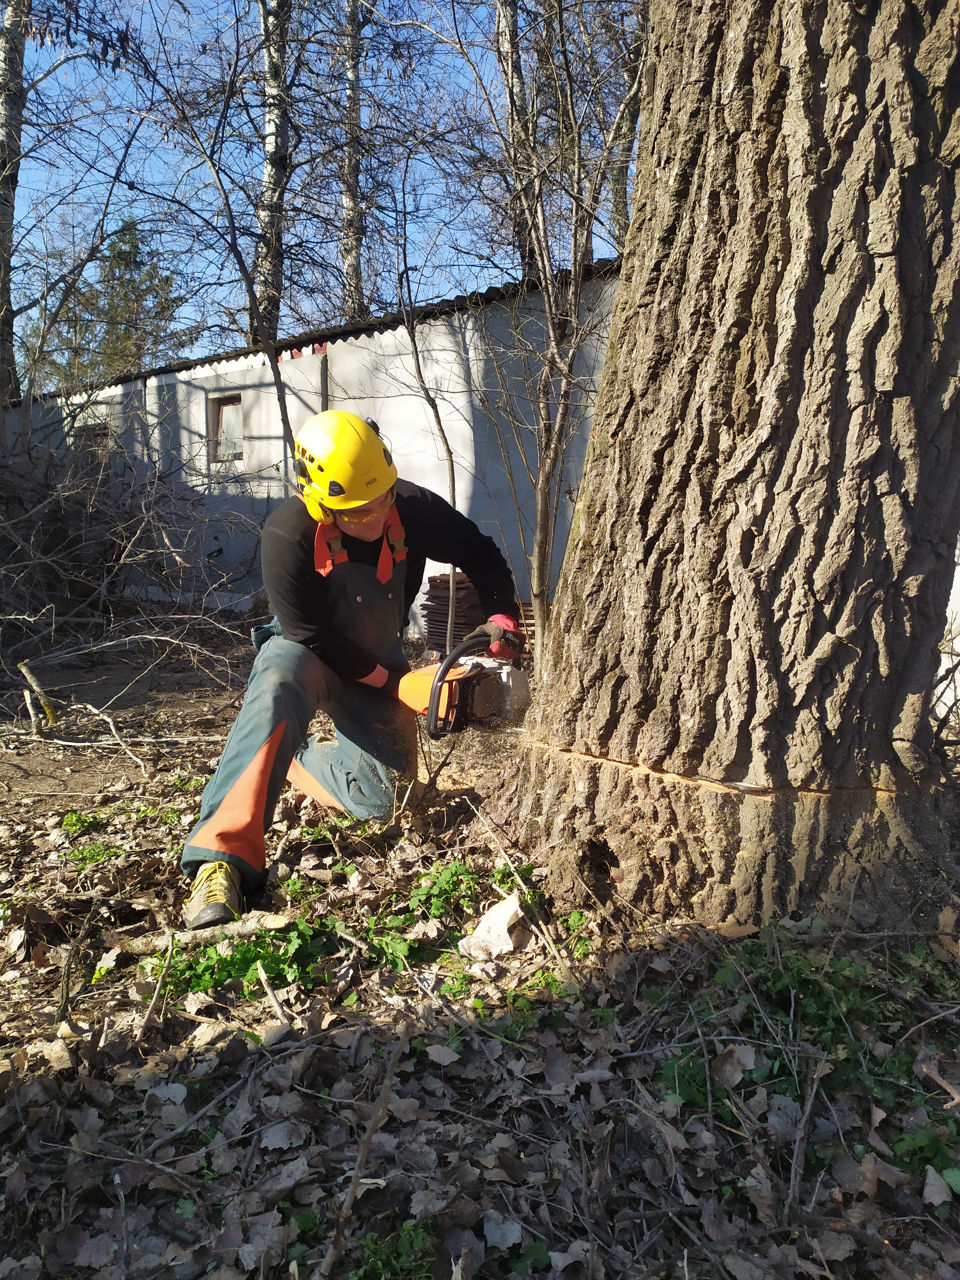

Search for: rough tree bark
xmin=507 ymin=0 xmax=960 ymax=927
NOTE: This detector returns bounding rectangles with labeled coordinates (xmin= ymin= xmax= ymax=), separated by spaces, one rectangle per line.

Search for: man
xmin=180 ymin=409 xmax=523 ymax=929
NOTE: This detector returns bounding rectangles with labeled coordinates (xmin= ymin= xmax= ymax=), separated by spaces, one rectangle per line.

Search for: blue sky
xmin=14 ymin=0 xmax=633 ymax=370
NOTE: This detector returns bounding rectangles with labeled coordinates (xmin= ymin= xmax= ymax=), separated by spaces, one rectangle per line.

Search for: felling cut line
xmin=521 ymin=737 xmax=901 ymax=800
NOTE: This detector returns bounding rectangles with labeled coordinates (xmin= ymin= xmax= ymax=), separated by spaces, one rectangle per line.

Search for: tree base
xmin=502 ymin=745 xmax=960 ymax=930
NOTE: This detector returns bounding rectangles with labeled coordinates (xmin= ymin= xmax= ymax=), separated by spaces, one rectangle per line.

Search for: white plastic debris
xmin=458 ymin=893 xmax=523 ymax=960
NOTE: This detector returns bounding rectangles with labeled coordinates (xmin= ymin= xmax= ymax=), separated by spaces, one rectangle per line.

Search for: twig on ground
xmin=917 ymin=1054 xmax=960 ymax=1109
xmin=256 ymin=960 xmax=292 ymax=1029
xmin=316 ymin=1021 xmax=412 ymax=1278
xmin=239 ymin=1113 xmax=262 ymax=1185
xmin=693 ymin=1016 xmax=713 ymax=1123
xmin=76 ymin=702 xmax=148 ymax=776
xmin=395 ymin=773 xmax=418 ymax=819
xmin=134 ymin=934 xmax=174 ymax=1043
xmin=112 ymin=1171 xmax=131 ymax=1279
xmin=108 ymin=911 xmax=295 ymax=956
xmin=574 ymin=866 xmax=629 ymax=940
xmin=467 ymin=798 xmax=578 ymax=988
xmin=56 ymin=904 xmax=98 ymax=1023
xmin=415 ymin=724 xmax=459 ymax=808
xmin=18 ymin=660 xmax=58 ymax=725
xmin=22 ymin=688 xmax=41 ymax=736
xmin=798 ymin=1211 xmax=900 ymax=1257
xmin=42 ymin=1140 xmax=202 ymax=1200
xmin=0 ymin=729 xmax=229 ymax=746
xmin=896 ymin=1003 xmax=960 ymax=1045
xmin=144 ymin=1078 xmax=245 ymax=1157
xmin=327 ymin=919 xmax=367 ymax=951
xmin=786 ymin=1057 xmax=827 ymax=1217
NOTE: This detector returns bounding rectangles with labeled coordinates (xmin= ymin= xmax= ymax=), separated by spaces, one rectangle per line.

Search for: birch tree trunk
xmin=606 ymin=60 xmax=641 ymax=253
xmin=339 ymin=0 xmax=368 ymax=320
xmin=507 ymin=0 xmax=960 ymax=927
xmin=251 ymin=0 xmax=291 ymax=344
xmin=0 ymin=0 xmax=28 ymax=405
xmin=494 ymin=0 xmax=537 ymax=279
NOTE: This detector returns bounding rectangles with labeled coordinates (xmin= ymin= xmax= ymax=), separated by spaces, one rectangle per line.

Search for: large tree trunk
xmin=506 ymin=0 xmax=960 ymax=927
xmin=0 ymin=0 xmax=27 ymax=406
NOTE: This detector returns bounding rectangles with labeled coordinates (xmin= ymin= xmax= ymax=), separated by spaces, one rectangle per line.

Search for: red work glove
xmin=465 ymin=613 xmax=525 ymax=658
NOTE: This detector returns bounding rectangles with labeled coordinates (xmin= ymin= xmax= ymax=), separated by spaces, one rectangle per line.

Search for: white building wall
xmin=3 ymin=273 xmax=618 ymax=620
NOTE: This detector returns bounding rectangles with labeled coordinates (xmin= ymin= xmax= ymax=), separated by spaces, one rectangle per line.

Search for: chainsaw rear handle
xmin=426 ymin=634 xmax=498 ymax=738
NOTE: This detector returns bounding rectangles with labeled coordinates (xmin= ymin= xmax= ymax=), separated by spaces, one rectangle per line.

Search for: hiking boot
xmin=183 ymin=861 xmax=242 ymax=930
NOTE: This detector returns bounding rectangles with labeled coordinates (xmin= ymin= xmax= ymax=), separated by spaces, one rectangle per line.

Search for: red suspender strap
xmin=386 ymin=505 xmax=407 ymax=562
xmin=314 ymin=522 xmax=347 ymax=577
xmin=376 ymin=507 xmax=407 ymax=583
xmin=314 ymin=509 xmax=405 ymax=583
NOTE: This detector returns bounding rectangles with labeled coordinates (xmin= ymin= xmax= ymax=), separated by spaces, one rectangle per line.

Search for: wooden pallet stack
xmin=422 ymin=573 xmax=486 ymax=653
xmin=422 ymin=573 xmax=536 ymax=655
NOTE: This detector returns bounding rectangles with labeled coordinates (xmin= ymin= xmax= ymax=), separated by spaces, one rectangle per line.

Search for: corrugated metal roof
xmin=16 ymin=258 xmax=620 ymax=405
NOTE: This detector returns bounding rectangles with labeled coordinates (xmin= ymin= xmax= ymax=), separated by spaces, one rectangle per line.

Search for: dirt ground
xmin=2 ymin=633 xmax=960 ymax=1279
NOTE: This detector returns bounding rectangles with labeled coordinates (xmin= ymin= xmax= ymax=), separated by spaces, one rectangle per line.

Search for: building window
xmin=211 ymin=395 xmax=243 ymax=461
xmin=78 ymin=419 xmax=110 ymax=457
xmin=67 ymin=411 xmax=113 ymax=461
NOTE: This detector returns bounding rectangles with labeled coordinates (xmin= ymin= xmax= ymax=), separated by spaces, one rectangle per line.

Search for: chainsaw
xmin=397 ymin=634 xmax=531 ymax=738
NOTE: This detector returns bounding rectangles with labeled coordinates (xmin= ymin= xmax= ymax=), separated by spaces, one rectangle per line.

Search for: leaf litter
xmin=1 ymin=642 xmax=960 ymax=1278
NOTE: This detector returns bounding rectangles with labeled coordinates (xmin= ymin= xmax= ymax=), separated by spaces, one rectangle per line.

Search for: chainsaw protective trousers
xmin=180 ymin=635 xmax=417 ymax=890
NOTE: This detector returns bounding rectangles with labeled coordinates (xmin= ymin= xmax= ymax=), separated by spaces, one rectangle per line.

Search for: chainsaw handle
xmin=426 ymin=634 xmax=493 ymax=737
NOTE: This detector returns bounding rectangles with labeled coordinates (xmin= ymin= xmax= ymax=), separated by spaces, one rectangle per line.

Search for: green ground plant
xmin=61 ymin=810 xmax=104 ymax=837
xmin=281 ymin=1205 xmax=322 ymax=1265
xmin=63 ymin=840 xmax=126 ymax=869
xmin=136 ymin=804 xmax=181 ymax=827
xmin=408 ymin=860 xmax=479 ymax=919
xmin=304 ymin=814 xmax=378 ymax=844
xmin=171 ymin=774 xmax=205 ymax=792
xmin=329 ymin=857 xmax=487 ymax=973
xmin=345 ymin=1221 xmax=436 ymax=1280
xmin=504 ymin=1239 xmax=551 ymax=1274
xmin=145 ymin=918 xmax=340 ymax=997
xmin=351 ymin=901 xmax=418 ymax=971
xmin=330 ymin=859 xmax=359 ymax=878
xmin=439 ymin=959 xmax=473 ymax=999
xmin=284 ymin=875 xmax=326 ymax=904
xmin=491 ymin=862 xmax=535 ymax=892
xmin=491 ymin=860 xmax=546 ymax=912
xmin=558 ymin=909 xmax=591 ymax=959
xmin=146 ymin=854 xmax=496 ymax=1002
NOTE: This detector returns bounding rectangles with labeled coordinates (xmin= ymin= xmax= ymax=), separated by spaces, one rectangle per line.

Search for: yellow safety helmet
xmin=293 ymin=410 xmax=397 ymax=519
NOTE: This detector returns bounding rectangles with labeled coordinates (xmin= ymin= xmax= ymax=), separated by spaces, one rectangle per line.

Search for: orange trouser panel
xmin=190 ymin=721 xmax=287 ymax=873
xmin=286 ymin=757 xmax=345 ymax=811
